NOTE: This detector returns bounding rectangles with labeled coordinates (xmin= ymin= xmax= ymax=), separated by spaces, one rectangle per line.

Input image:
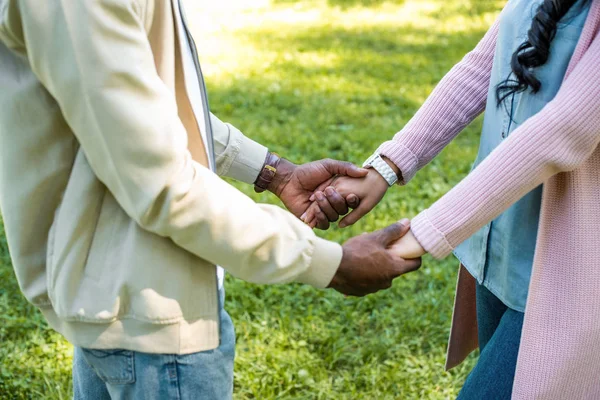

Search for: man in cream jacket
xmin=0 ymin=0 xmax=420 ymax=398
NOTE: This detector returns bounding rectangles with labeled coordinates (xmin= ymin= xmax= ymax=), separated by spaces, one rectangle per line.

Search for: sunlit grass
xmin=0 ymin=0 xmax=503 ymax=398
xmin=188 ymin=0 xmax=502 ymax=82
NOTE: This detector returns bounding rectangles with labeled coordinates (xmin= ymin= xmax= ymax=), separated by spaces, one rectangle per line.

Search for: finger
xmin=316 ymin=220 xmax=330 ymax=230
xmin=377 ymin=219 xmax=411 ymax=246
xmin=308 ymin=218 xmax=318 ymax=229
xmin=314 ymin=191 xmax=341 ymax=222
xmin=324 ymin=187 xmax=349 ymax=215
xmin=339 ymin=203 xmax=372 ymax=228
xmin=301 ymin=204 xmax=317 ymax=223
xmin=314 ymin=209 xmax=331 ymax=230
xmin=305 ymin=214 xmax=318 ymax=229
xmin=304 ymin=204 xmax=323 ymax=229
xmin=301 ymin=202 xmax=321 ymax=228
xmin=403 ymin=257 xmax=422 ymax=272
xmin=321 ymin=159 xmax=368 ymax=178
xmin=310 ymin=176 xmax=340 ymax=203
xmin=390 ymin=257 xmax=422 ymax=276
xmin=346 ymin=194 xmax=360 ymax=209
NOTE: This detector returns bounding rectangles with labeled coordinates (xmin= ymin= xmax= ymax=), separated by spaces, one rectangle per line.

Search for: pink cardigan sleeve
xmin=411 ymin=33 xmax=600 ymax=259
xmin=377 ymin=15 xmax=501 ymax=184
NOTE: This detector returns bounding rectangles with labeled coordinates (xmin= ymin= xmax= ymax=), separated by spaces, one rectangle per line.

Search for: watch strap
xmin=363 ymin=154 xmax=398 ymax=186
xmin=254 ymin=152 xmax=281 ymax=193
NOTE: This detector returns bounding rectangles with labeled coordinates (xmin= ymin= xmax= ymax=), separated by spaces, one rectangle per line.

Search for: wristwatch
xmin=254 ymin=152 xmax=281 ymax=193
xmin=363 ymin=154 xmax=398 ymax=186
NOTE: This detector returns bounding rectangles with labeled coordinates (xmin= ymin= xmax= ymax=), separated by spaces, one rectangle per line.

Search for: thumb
xmin=321 ymin=159 xmax=368 ymax=178
xmin=377 ymin=219 xmax=411 ymax=246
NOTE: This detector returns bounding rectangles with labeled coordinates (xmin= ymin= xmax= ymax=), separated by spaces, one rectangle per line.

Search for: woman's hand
xmin=388 ymin=228 xmax=426 ymax=259
xmin=302 ymin=168 xmax=389 ymax=229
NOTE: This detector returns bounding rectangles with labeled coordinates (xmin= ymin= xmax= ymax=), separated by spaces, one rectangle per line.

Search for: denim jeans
xmin=72 ymin=293 xmax=235 ymax=400
xmin=457 ymin=283 xmax=525 ymax=400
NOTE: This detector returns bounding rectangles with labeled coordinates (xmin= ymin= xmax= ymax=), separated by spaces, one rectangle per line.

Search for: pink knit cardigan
xmin=378 ymin=1 xmax=600 ymax=398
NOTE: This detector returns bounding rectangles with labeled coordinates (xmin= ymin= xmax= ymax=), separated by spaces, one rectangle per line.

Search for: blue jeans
xmin=73 ymin=301 xmax=235 ymax=400
xmin=457 ymin=283 xmax=525 ymax=400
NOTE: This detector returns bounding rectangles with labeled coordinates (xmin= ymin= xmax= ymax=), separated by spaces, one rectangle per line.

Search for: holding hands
xmin=303 ymin=168 xmax=389 ymax=229
xmin=270 ymin=154 xmax=425 ymax=296
xmin=332 ymin=220 xmax=421 ymax=296
xmin=298 ymin=155 xmax=426 ymax=260
xmin=267 ymin=157 xmax=368 ymax=220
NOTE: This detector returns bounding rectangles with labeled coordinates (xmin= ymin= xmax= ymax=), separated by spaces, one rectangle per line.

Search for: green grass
xmin=0 ymin=0 xmax=502 ymax=398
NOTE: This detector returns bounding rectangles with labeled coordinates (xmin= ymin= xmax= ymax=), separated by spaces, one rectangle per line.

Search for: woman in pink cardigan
xmin=305 ymin=0 xmax=600 ymax=398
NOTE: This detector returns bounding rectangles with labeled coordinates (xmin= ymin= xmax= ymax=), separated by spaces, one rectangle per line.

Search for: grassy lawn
xmin=0 ymin=0 xmax=503 ymax=398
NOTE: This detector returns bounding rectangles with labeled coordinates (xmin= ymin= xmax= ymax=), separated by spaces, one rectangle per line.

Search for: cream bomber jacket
xmin=0 ymin=0 xmax=342 ymax=354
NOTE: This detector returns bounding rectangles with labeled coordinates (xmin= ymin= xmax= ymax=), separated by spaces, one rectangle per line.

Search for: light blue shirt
xmin=454 ymin=0 xmax=590 ymax=312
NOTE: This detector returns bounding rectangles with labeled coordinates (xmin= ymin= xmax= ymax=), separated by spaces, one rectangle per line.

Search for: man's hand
xmin=330 ymin=220 xmax=422 ymax=297
xmin=268 ymin=158 xmax=367 ymax=228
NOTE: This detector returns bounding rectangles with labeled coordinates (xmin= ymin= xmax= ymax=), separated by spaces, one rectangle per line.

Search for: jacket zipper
xmin=177 ymin=0 xmax=217 ymax=171
xmin=176 ymin=0 xmax=221 ymax=341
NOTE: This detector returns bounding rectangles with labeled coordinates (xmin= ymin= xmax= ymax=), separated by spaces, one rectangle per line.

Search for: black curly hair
xmin=496 ymin=0 xmax=591 ymax=106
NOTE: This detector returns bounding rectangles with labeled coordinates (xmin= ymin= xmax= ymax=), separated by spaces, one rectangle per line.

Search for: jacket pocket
xmin=80 ymin=349 xmax=136 ymax=385
xmin=46 ymin=149 xmax=110 ymax=318
xmin=47 ymin=147 xmax=218 ymax=323
xmin=83 ymin=189 xmax=119 ymax=282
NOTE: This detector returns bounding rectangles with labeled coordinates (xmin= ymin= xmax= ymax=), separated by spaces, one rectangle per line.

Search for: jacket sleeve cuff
xmin=225 ymin=127 xmax=268 ymax=184
xmin=410 ymin=211 xmax=454 ymax=259
xmin=211 ymin=114 xmax=268 ymax=184
xmin=376 ymin=141 xmax=419 ymax=185
xmin=296 ymin=237 xmax=342 ymax=289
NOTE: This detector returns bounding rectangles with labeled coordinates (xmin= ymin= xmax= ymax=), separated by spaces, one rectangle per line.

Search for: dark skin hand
xmin=268 ymin=158 xmax=364 ymax=228
xmin=330 ymin=220 xmax=422 ymax=297
xmin=308 ymin=184 xmax=361 ymax=230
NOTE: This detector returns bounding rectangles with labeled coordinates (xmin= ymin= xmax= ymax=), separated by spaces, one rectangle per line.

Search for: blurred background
xmin=0 ymin=0 xmax=503 ymax=398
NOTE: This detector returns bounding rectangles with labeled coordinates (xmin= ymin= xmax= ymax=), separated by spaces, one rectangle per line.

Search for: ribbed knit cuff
xmin=296 ymin=237 xmax=342 ymax=289
xmin=376 ymin=141 xmax=419 ymax=185
xmin=410 ymin=211 xmax=454 ymax=259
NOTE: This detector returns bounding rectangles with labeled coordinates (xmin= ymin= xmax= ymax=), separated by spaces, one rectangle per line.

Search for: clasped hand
xmin=273 ymin=157 xmax=425 ymax=296
xmin=301 ymin=165 xmax=426 ymax=260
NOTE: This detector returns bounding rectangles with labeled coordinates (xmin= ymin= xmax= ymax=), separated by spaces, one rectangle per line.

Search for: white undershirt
xmin=175 ymin=0 xmax=224 ymax=288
